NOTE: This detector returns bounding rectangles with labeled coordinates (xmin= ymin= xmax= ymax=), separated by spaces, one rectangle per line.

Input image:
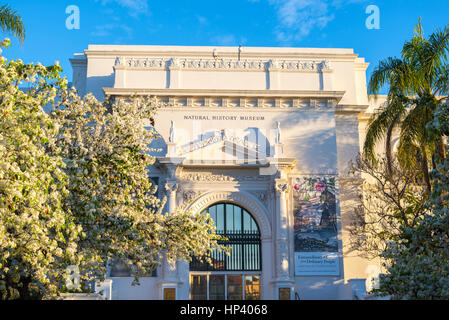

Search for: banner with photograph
xmin=292 ymin=176 xmax=340 ymax=276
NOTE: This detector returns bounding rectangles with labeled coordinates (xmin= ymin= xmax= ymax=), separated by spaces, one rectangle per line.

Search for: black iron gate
xmin=190 ymin=203 xmax=262 ymax=272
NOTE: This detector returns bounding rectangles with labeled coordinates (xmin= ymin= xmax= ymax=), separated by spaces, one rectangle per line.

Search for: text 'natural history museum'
xmin=70 ymin=44 xmax=383 ymax=300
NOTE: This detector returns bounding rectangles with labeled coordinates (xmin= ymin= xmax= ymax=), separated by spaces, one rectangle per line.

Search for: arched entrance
xmin=190 ymin=203 xmax=262 ymax=300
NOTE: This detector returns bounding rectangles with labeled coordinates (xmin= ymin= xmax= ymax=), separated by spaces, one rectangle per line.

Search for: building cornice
xmin=358 ymin=111 xmax=373 ymax=121
xmin=104 ymin=88 xmax=346 ymax=99
xmin=69 ymin=56 xmax=87 ymax=67
xmin=104 ymin=88 xmax=347 ymax=111
xmin=335 ymin=104 xmax=369 ymax=115
xmin=156 ymin=157 xmax=297 ymax=170
xmin=84 ymin=45 xmax=359 ymax=61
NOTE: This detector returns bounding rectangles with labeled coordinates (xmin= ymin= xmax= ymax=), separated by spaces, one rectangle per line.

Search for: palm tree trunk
xmin=436 ymin=135 xmax=446 ymax=161
xmin=385 ymin=117 xmax=397 ymax=177
xmin=420 ymin=147 xmax=432 ymax=194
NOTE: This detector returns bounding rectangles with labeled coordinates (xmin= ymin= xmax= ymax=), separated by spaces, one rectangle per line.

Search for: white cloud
xmin=91 ymin=0 xmax=148 ymax=40
xmin=211 ymin=34 xmax=238 ymax=46
xmin=96 ymin=0 xmax=149 ymax=16
xmin=90 ymin=24 xmax=115 ymax=37
xmin=196 ymin=15 xmax=208 ymax=25
xmin=90 ymin=23 xmax=133 ymax=39
xmin=264 ymin=0 xmax=367 ymax=43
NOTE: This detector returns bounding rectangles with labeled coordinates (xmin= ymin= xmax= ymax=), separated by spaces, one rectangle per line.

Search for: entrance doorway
xmin=190 ymin=274 xmax=261 ymax=300
xmin=190 ymin=203 xmax=262 ymax=300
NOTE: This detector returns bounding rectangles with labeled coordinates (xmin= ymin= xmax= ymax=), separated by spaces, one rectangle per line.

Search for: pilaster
xmin=168 ymin=58 xmax=181 ymax=89
xmin=267 ymin=59 xmax=280 ymax=90
xmin=272 ymin=179 xmax=295 ymax=299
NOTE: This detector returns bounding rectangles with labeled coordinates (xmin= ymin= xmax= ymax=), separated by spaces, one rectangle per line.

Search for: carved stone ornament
xmin=169 ymin=120 xmax=175 ymax=143
xmin=183 ymin=190 xmax=199 ymax=203
xmin=168 ymin=57 xmax=181 ymax=70
xmin=250 ymin=191 xmax=269 ymax=207
xmin=151 ymin=95 xmax=337 ymax=110
xmin=275 ymin=182 xmax=289 ymax=193
xmin=165 ymin=182 xmax=178 ymax=193
xmin=114 ymin=56 xmax=332 ymax=72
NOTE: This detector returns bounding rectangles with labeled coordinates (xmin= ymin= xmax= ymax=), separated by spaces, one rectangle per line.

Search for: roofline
xmin=82 ymin=44 xmax=359 ymax=60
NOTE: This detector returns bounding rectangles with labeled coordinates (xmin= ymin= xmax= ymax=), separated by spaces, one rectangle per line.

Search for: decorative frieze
xmin=114 ymin=57 xmax=332 ymax=73
xmin=249 ymin=191 xmax=269 ymax=207
xmin=180 ymin=173 xmax=270 ymax=182
xmin=160 ymin=96 xmax=336 ymax=110
xmin=115 ymin=56 xmax=165 ymax=69
xmin=182 ymin=190 xmax=200 ymax=203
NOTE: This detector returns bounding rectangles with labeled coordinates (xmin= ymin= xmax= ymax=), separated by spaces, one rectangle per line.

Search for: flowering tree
xmin=51 ymin=90 xmax=224 ymax=288
xmin=373 ymin=103 xmax=449 ymax=299
xmin=348 ymin=155 xmax=429 ymax=260
xmin=0 ymin=39 xmax=81 ymax=299
xmin=0 ymin=40 xmax=224 ymax=299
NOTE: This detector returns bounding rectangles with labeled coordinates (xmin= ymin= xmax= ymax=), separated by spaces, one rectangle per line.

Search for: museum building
xmin=70 ymin=45 xmax=382 ymax=300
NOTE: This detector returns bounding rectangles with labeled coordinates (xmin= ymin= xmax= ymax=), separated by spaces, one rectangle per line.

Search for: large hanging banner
xmin=292 ymin=176 xmax=340 ymax=276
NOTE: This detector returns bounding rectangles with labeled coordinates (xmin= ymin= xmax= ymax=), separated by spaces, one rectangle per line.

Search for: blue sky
xmin=3 ymin=0 xmax=449 ymax=94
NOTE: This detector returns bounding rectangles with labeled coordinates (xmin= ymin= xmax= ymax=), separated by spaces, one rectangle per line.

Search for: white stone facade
xmin=70 ymin=45 xmax=381 ymax=300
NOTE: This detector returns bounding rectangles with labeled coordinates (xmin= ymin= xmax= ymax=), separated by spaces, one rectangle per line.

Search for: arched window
xmin=190 ymin=203 xmax=261 ymax=271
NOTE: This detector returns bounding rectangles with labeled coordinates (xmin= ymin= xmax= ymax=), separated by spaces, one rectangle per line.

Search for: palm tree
xmin=364 ymin=18 xmax=449 ymax=193
xmin=0 ymin=4 xmax=25 ymax=43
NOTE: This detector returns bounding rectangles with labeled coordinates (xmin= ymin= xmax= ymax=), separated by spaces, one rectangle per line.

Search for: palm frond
xmin=397 ymin=102 xmax=434 ymax=170
xmin=402 ymin=35 xmax=431 ymax=95
xmin=368 ymin=57 xmax=408 ymax=94
xmin=402 ymin=34 xmax=425 ymax=65
xmin=425 ymin=26 xmax=449 ymax=90
xmin=397 ymin=127 xmax=420 ymax=172
xmin=363 ymin=95 xmax=407 ymax=164
xmin=0 ymin=4 xmax=25 ymax=43
xmin=427 ymin=26 xmax=449 ymax=67
xmin=414 ymin=17 xmax=424 ymax=40
xmin=366 ymin=19 xmax=448 ymax=190
xmin=434 ymin=64 xmax=449 ymax=97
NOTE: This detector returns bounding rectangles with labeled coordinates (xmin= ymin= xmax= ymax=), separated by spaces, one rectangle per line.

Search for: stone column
xmin=157 ymin=161 xmax=183 ymax=299
xmin=274 ymin=179 xmax=290 ymax=279
xmin=267 ymin=59 xmax=280 ymax=90
xmin=273 ymin=179 xmax=294 ymax=299
xmin=165 ymin=181 xmax=178 ymax=214
xmin=161 ymin=180 xmax=179 ymax=283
